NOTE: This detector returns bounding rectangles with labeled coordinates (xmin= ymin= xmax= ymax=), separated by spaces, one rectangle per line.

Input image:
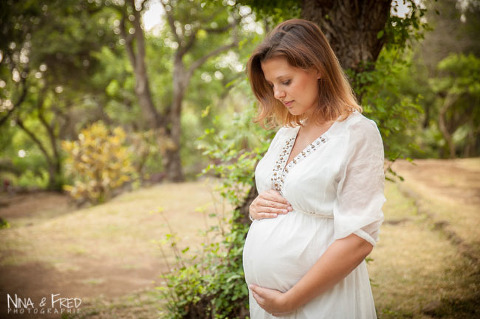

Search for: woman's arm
xmin=250 ymin=233 xmax=373 ymax=315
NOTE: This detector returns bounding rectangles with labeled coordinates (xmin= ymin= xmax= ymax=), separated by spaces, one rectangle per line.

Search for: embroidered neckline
xmin=271 ymin=129 xmax=328 ymax=193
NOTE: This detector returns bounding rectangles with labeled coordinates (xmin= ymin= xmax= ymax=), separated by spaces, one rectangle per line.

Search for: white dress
xmin=243 ymin=112 xmax=385 ymax=319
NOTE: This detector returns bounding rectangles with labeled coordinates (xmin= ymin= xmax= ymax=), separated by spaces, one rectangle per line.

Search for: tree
xmin=430 ymin=53 xmax=480 ymax=158
xmin=0 ymin=0 xmax=37 ymax=126
xmin=391 ymin=0 xmax=480 ymax=158
xmin=421 ymin=0 xmax=480 ymax=157
xmin=116 ymin=0 xmax=243 ymax=182
xmin=0 ymin=0 xmax=117 ymax=190
xmin=242 ymin=0 xmax=426 ymax=87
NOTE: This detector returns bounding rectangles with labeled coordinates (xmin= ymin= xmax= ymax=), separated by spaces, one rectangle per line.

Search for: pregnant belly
xmin=243 ymin=212 xmax=333 ymax=292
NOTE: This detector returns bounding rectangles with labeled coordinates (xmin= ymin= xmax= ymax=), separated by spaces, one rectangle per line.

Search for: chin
xmin=288 ymin=109 xmax=305 ymax=116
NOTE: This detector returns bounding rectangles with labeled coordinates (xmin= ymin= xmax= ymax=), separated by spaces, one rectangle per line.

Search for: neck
xmin=302 ymin=116 xmax=332 ymax=130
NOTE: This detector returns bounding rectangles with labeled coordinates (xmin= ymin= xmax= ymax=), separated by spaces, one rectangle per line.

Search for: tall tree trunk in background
xmin=302 ymin=0 xmax=391 ymax=74
xmin=438 ymin=93 xmax=458 ymax=159
xmin=120 ymin=0 xmax=171 ymax=182
xmin=37 ymin=93 xmax=63 ymax=191
xmin=122 ymin=0 xmax=162 ymax=130
xmin=166 ymin=56 xmax=188 ymax=182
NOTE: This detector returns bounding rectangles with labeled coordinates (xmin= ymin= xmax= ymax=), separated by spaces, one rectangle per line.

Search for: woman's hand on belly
xmin=249 ymin=284 xmax=294 ymax=316
xmin=249 ymin=189 xmax=293 ymax=220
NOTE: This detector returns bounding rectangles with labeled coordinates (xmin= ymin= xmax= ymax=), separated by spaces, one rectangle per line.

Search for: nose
xmin=273 ymin=85 xmax=286 ymax=100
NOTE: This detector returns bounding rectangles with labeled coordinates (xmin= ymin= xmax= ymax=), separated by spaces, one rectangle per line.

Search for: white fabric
xmin=243 ymin=112 xmax=385 ymax=319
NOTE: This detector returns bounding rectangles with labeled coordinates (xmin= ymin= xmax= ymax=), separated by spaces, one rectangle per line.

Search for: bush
xmin=158 ymin=107 xmax=272 ymax=318
xmin=62 ymin=121 xmax=135 ymax=205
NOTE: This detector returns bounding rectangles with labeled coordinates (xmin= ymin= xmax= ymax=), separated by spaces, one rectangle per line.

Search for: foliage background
xmin=0 ymin=0 xmax=479 ymax=318
xmin=1 ymin=0 xmax=479 ymax=193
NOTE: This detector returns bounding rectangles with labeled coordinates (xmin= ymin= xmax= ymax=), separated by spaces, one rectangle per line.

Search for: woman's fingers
xmin=258 ymin=205 xmax=289 ymax=214
xmin=249 ymin=190 xmax=293 ymax=220
xmin=259 ymin=192 xmax=292 ymax=213
xmin=249 ymin=284 xmax=290 ymax=315
xmin=264 ymin=189 xmax=290 ymax=205
xmin=257 ymin=212 xmax=278 ymax=219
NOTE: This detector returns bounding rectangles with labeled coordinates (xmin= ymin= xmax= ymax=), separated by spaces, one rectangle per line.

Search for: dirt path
xmin=0 ymin=181 xmax=227 ymax=319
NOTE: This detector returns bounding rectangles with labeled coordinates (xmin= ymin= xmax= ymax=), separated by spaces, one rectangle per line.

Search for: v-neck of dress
xmin=271 ymin=124 xmax=334 ymax=193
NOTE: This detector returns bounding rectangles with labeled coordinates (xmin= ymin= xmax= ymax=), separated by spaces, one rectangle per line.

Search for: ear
xmin=315 ymin=69 xmax=321 ymax=79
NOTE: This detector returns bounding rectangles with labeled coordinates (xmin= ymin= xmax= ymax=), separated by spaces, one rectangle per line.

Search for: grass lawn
xmin=0 ymin=159 xmax=478 ymax=318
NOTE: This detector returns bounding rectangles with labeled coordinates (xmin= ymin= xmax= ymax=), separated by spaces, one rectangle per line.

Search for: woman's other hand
xmin=249 ymin=189 xmax=292 ymax=220
xmin=249 ymin=284 xmax=294 ymax=316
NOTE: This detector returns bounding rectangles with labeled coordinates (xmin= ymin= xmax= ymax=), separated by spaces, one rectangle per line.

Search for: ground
xmin=370 ymin=158 xmax=480 ymax=318
xmin=0 ymin=159 xmax=479 ymax=319
xmin=0 ymin=180 xmax=229 ymax=319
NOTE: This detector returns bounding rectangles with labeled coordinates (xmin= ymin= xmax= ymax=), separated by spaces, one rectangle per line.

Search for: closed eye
xmin=266 ymin=79 xmax=291 ymax=89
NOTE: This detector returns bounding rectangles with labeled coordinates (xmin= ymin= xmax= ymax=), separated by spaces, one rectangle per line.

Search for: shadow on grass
xmin=422 ymin=292 xmax=480 ymax=318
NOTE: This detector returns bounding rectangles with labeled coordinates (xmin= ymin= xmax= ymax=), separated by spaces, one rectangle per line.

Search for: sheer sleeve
xmin=333 ymin=117 xmax=386 ymax=246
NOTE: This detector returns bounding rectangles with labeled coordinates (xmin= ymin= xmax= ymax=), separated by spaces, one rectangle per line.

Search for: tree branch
xmin=187 ymin=19 xmax=239 ymax=77
xmin=37 ymin=90 xmax=61 ymax=168
xmin=130 ymin=0 xmax=146 ymax=64
xmin=203 ymin=23 xmax=232 ymax=34
xmin=120 ymin=8 xmax=136 ymax=67
xmin=188 ymin=42 xmax=235 ymax=77
xmin=139 ymin=0 xmax=148 ymax=12
xmin=0 ymin=68 xmax=28 ymax=127
xmin=438 ymin=92 xmax=459 ymax=158
xmin=16 ymin=117 xmax=53 ymax=165
xmin=160 ymin=0 xmax=182 ymax=44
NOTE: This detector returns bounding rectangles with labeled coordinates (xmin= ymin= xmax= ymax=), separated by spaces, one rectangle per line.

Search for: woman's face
xmin=261 ymin=56 xmax=320 ymax=116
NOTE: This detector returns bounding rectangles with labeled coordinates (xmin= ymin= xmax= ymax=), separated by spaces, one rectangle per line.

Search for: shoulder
xmin=336 ymin=112 xmax=382 ymax=142
xmin=333 ymin=112 xmax=384 ymax=161
xmin=344 ymin=112 xmax=379 ymax=131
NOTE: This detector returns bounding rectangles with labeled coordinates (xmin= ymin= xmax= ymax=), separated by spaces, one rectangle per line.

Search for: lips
xmin=283 ymin=100 xmax=294 ymax=107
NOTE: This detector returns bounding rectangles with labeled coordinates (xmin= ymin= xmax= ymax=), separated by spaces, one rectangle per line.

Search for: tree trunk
xmin=234 ymin=179 xmax=259 ymax=225
xmin=123 ymin=0 xmax=162 ymax=130
xmin=164 ymin=56 xmax=187 ymax=182
xmin=46 ymin=162 xmax=62 ymax=191
xmin=438 ymin=93 xmax=458 ymax=159
xmin=463 ymin=121 xmax=474 ymax=157
xmin=301 ymin=0 xmax=391 ymax=73
xmin=16 ymin=117 xmax=63 ymax=191
xmin=422 ymin=103 xmax=431 ymax=129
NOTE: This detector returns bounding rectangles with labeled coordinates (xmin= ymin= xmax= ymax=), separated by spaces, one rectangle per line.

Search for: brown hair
xmin=247 ymin=19 xmax=361 ymax=128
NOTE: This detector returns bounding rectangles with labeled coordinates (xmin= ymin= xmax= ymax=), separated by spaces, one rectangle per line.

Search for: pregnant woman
xmin=243 ymin=19 xmax=386 ymax=318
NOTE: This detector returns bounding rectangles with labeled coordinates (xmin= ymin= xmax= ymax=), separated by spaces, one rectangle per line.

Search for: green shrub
xmin=61 ymin=121 xmax=135 ymax=205
xmin=0 ymin=217 xmax=10 ymax=230
xmin=158 ymin=107 xmax=272 ymax=318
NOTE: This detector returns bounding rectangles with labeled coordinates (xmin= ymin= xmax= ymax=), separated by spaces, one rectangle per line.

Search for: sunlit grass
xmin=1 ymin=160 xmax=478 ymax=318
xmin=0 ymin=180 xmax=229 ymax=270
xmin=370 ymin=160 xmax=480 ymax=319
